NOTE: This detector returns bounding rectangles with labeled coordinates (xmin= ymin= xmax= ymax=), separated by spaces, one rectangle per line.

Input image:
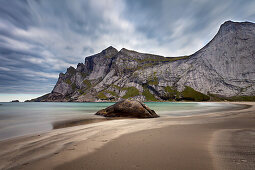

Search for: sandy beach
xmin=0 ymin=102 xmax=255 ymax=170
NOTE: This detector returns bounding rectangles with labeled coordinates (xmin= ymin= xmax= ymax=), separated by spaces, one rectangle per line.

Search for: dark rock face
xmin=28 ymin=21 xmax=255 ymax=102
xmin=11 ymin=100 xmax=19 ymax=102
xmin=96 ymin=99 xmax=159 ymax=118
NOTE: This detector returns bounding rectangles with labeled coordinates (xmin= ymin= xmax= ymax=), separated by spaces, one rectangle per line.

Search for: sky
xmin=0 ymin=0 xmax=255 ymax=102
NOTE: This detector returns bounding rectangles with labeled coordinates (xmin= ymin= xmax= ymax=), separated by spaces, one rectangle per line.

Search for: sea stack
xmin=96 ymin=99 xmax=159 ymax=118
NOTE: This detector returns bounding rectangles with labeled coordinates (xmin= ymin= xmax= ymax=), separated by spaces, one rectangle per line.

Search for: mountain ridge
xmin=27 ymin=21 xmax=255 ymax=102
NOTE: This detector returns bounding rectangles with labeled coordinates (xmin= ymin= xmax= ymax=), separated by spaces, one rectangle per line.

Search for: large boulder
xmin=95 ymin=99 xmax=159 ymax=118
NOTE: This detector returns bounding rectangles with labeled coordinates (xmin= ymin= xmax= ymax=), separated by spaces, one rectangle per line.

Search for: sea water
xmin=0 ymin=102 xmax=237 ymax=141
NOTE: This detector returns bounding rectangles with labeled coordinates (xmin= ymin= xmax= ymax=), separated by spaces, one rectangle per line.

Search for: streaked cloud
xmin=0 ymin=0 xmax=254 ymax=96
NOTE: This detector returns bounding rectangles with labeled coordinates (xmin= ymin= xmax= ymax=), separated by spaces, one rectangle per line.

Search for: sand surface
xmin=0 ymin=102 xmax=254 ymax=170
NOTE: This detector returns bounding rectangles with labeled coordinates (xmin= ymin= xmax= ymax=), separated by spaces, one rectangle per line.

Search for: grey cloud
xmin=83 ymin=47 xmax=94 ymax=54
xmin=0 ymin=0 xmax=34 ymax=29
xmin=123 ymin=0 xmax=255 ymax=55
xmin=0 ymin=0 xmax=255 ymax=94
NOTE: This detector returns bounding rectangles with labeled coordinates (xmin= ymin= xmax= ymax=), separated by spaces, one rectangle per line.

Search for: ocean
xmin=0 ymin=102 xmax=237 ymax=141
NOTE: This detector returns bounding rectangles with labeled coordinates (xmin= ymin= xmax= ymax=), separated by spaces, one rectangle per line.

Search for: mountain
xmin=27 ymin=21 xmax=255 ymax=102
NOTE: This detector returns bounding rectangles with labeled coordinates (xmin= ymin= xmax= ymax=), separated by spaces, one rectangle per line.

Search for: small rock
xmin=11 ymin=100 xmax=19 ymax=102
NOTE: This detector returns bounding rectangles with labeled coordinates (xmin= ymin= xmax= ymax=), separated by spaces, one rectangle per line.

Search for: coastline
xmin=0 ymin=102 xmax=254 ymax=170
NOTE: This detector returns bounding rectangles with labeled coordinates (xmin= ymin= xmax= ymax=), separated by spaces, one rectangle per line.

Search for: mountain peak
xmin=219 ymin=20 xmax=255 ymax=34
xmin=222 ymin=20 xmax=254 ymax=26
xmin=101 ymin=46 xmax=118 ymax=55
xmin=120 ymin=48 xmax=138 ymax=54
xmin=222 ymin=20 xmax=235 ymax=25
xmin=120 ymin=48 xmax=129 ymax=52
xmin=105 ymin=46 xmax=117 ymax=51
xmin=220 ymin=20 xmax=255 ymax=31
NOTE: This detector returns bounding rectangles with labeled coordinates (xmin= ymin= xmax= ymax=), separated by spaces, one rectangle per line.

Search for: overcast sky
xmin=0 ymin=0 xmax=255 ymax=101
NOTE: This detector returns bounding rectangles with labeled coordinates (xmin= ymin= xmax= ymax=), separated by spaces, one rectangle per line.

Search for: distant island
xmin=27 ymin=21 xmax=255 ymax=102
xmin=11 ymin=100 xmax=19 ymax=102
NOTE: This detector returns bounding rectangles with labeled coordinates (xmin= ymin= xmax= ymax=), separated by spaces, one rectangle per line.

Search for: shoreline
xmin=52 ymin=102 xmax=250 ymax=129
xmin=3 ymin=100 xmax=255 ymax=104
xmin=55 ymin=102 xmax=255 ymax=170
xmin=0 ymin=101 xmax=244 ymax=142
xmin=0 ymin=102 xmax=254 ymax=169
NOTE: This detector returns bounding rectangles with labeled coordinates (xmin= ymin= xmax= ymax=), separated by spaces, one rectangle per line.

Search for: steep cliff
xmin=28 ymin=21 xmax=255 ymax=102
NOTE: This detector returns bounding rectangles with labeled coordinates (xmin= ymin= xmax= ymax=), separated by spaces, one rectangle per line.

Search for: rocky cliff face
xmin=29 ymin=21 xmax=255 ymax=102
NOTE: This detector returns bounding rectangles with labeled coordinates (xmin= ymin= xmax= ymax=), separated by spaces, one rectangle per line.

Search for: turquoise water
xmin=0 ymin=102 xmax=234 ymax=141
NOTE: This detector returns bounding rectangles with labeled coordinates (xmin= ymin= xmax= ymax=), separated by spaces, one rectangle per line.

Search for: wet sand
xmin=52 ymin=117 xmax=128 ymax=129
xmin=0 ymin=102 xmax=254 ymax=170
xmin=56 ymin=124 xmax=215 ymax=170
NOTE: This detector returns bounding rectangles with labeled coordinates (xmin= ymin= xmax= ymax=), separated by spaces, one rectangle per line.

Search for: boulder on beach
xmin=96 ymin=99 xmax=159 ymax=118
